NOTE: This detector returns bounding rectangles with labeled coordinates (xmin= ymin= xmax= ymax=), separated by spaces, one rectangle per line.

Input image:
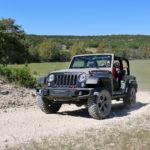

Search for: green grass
xmin=8 ymin=60 xmax=150 ymax=91
xmin=8 ymin=62 xmax=69 ymax=76
xmin=130 ymin=60 xmax=150 ymax=91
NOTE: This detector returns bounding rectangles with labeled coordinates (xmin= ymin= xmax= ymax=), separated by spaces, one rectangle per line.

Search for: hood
xmin=49 ymin=68 xmax=112 ymax=75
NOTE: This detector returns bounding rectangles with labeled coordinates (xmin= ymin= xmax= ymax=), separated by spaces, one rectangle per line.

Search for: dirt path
xmin=0 ymin=91 xmax=150 ymax=149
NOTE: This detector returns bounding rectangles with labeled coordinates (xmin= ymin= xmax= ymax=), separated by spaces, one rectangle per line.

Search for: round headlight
xmin=48 ymin=74 xmax=55 ymax=82
xmin=79 ymin=73 xmax=86 ymax=82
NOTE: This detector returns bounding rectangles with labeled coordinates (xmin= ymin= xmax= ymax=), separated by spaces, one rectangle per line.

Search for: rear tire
xmin=123 ymin=86 xmax=136 ymax=108
xmin=88 ymin=90 xmax=111 ymax=119
xmin=37 ymin=95 xmax=61 ymax=114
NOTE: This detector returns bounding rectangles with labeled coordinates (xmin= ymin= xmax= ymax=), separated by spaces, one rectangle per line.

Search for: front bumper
xmin=36 ymin=87 xmax=94 ymax=101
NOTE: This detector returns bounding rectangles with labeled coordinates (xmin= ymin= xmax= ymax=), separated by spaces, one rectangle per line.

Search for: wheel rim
xmin=97 ymin=94 xmax=110 ymax=115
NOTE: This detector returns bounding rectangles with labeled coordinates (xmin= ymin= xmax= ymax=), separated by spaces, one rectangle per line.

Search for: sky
xmin=0 ymin=0 xmax=150 ymax=35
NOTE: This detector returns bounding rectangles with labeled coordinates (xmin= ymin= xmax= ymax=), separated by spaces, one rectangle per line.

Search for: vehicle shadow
xmin=58 ymin=101 xmax=148 ymax=119
xmin=58 ymin=107 xmax=91 ymax=118
xmin=109 ymin=102 xmax=148 ymax=118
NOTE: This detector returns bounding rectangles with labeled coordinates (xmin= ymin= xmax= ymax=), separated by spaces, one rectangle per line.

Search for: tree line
xmin=0 ymin=18 xmax=150 ymax=64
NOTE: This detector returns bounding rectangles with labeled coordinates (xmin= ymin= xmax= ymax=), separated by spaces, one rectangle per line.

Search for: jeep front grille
xmin=54 ymin=74 xmax=78 ymax=87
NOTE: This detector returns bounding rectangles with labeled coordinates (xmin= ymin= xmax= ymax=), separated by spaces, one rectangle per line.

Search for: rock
xmin=0 ymin=82 xmax=35 ymax=109
xmin=31 ymin=91 xmax=36 ymax=97
xmin=3 ymin=139 xmax=8 ymax=142
xmin=0 ymin=80 xmax=5 ymax=84
xmin=110 ymin=143 xmax=115 ymax=146
xmin=0 ymin=90 xmax=9 ymax=95
xmin=3 ymin=109 xmax=7 ymax=113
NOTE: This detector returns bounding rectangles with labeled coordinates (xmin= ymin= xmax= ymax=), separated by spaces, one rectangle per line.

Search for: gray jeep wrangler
xmin=36 ymin=53 xmax=138 ymax=119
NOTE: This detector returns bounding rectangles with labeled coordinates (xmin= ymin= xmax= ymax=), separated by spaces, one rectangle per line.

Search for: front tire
xmin=37 ymin=95 xmax=62 ymax=114
xmin=123 ymin=86 xmax=136 ymax=108
xmin=88 ymin=90 xmax=112 ymax=119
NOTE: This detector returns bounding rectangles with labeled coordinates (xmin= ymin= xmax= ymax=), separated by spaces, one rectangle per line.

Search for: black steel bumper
xmin=36 ymin=87 xmax=94 ymax=101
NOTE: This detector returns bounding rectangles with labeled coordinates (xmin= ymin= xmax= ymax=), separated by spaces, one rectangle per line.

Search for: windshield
xmin=70 ymin=55 xmax=112 ymax=69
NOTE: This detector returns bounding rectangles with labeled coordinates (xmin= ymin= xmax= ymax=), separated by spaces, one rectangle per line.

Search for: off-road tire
xmin=123 ymin=86 xmax=136 ymax=108
xmin=88 ymin=90 xmax=111 ymax=119
xmin=37 ymin=95 xmax=61 ymax=114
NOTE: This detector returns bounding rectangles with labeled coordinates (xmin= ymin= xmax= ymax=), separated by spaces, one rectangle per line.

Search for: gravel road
xmin=0 ymin=81 xmax=150 ymax=149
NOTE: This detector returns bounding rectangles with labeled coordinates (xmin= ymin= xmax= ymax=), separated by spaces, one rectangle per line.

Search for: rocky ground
xmin=0 ymin=80 xmax=36 ymax=109
xmin=0 ymin=80 xmax=150 ymax=150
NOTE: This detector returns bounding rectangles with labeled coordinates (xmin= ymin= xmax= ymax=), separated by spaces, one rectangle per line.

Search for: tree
xmin=70 ymin=42 xmax=87 ymax=56
xmin=97 ymin=42 xmax=109 ymax=53
xmin=0 ymin=18 xmax=30 ymax=64
xmin=37 ymin=41 xmax=61 ymax=62
xmin=59 ymin=51 xmax=71 ymax=62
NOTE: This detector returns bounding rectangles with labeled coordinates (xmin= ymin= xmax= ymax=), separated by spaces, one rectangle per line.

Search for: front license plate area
xmin=51 ymin=89 xmax=69 ymax=97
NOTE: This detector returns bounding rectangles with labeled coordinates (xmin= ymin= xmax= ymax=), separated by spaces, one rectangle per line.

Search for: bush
xmin=59 ymin=51 xmax=71 ymax=62
xmin=0 ymin=65 xmax=36 ymax=88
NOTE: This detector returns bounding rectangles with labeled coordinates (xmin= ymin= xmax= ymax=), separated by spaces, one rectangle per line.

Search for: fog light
xmin=81 ymin=83 xmax=85 ymax=87
xmin=48 ymin=82 xmax=51 ymax=86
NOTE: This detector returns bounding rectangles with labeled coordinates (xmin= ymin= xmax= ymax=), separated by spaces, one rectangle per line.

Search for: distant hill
xmin=26 ymin=34 xmax=150 ymax=62
xmin=1 ymin=17 xmax=149 ymax=64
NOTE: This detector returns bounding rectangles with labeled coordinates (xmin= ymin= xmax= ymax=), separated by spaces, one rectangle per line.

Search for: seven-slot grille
xmin=54 ymin=73 xmax=78 ymax=87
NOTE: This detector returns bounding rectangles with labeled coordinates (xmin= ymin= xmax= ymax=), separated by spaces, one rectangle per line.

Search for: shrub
xmin=59 ymin=51 xmax=71 ymax=62
xmin=0 ymin=65 xmax=36 ymax=88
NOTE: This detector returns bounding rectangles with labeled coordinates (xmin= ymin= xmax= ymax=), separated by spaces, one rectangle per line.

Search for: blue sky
xmin=0 ymin=0 xmax=150 ymax=35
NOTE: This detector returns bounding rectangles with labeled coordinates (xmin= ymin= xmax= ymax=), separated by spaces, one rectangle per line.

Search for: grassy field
xmin=9 ymin=62 xmax=69 ymax=76
xmin=8 ymin=60 xmax=150 ymax=91
xmin=130 ymin=60 xmax=150 ymax=91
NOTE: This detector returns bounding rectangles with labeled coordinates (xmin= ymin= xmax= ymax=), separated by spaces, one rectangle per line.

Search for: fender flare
xmin=127 ymin=79 xmax=138 ymax=92
xmin=86 ymin=76 xmax=99 ymax=84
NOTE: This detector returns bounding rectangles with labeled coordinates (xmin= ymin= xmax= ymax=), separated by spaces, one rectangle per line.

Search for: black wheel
xmin=88 ymin=90 xmax=111 ymax=119
xmin=123 ymin=86 xmax=136 ymax=108
xmin=37 ymin=95 xmax=62 ymax=114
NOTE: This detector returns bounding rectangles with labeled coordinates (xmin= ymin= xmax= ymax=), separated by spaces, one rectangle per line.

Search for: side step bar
xmin=112 ymin=90 xmax=126 ymax=99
